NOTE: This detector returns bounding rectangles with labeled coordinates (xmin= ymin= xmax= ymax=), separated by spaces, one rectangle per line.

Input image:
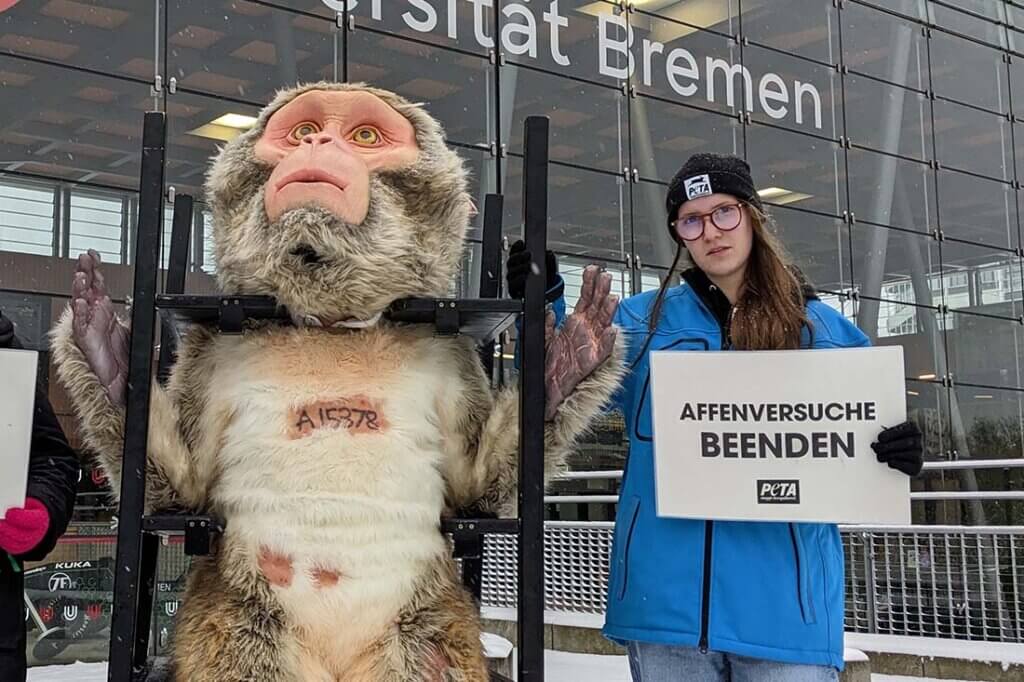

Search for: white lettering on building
xmin=329 ymin=1 xmax=823 ymax=131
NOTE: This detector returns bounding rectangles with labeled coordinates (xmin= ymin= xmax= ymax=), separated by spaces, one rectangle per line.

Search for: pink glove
xmin=0 ymin=497 xmax=50 ymax=556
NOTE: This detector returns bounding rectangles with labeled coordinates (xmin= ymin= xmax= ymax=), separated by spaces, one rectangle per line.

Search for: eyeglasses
xmin=672 ymin=202 xmax=744 ymax=242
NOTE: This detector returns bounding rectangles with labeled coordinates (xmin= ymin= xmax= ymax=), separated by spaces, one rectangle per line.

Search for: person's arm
xmin=0 ymin=313 xmax=80 ymax=562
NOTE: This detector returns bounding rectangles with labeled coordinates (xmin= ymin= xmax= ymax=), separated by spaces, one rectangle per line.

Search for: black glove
xmin=872 ymin=421 xmax=924 ymax=477
xmin=506 ymin=239 xmax=558 ymax=300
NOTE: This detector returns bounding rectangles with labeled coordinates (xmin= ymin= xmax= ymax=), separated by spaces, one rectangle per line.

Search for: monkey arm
xmin=440 ymin=333 xmax=626 ymax=517
xmin=50 ymin=309 xmax=208 ymax=512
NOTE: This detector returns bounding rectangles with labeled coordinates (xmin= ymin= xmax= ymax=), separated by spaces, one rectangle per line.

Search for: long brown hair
xmin=644 ymin=203 xmax=807 ymax=354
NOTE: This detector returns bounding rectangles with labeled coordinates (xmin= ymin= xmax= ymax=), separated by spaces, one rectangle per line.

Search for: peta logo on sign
xmin=684 ymin=175 xmax=712 ymax=200
xmin=757 ymin=479 xmax=800 ymax=505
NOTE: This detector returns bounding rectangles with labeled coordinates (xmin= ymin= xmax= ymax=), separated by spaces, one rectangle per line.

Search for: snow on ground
xmin=846 ymin=633 xmax=1024 ymax=666
xmin=26 ymin=657 xmax=986 ymax=682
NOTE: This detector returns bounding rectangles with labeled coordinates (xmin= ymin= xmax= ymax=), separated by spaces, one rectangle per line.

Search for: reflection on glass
xmin=844 ymin=75 xmax=931 ymax=161
xmin=740 ymin=0 xmax=837 ymax=65
xmin=941 ymin=241 xmax=1022 ymax=320
xmin=932 ymin=98 xmax=1013 ymax=181
xmin=928 ymin=27 xmax=1008 ymax=113
xmin=745 ymin=123 xmax=845 ymax=216
xmin=946 ymin=311 xmax=1024 ymax=390
xmin=841 ymin=2 xmax=928 ymax=90
xmin=632 ymin=97 xmax=741 ymax=183
xmin=846 ymin=148 xmax=932 ymax=233
xmin=936 ymin=170 xmax=1017 ymax=251
xmin=765 ymin=204 xmax=849 ymax=294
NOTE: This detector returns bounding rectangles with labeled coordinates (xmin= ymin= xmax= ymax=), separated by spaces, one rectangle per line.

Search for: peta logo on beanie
xmin=757 ymin=479 xmax=800 ymax=504
xmin=684 ymin=174 xmax=712 ymax=200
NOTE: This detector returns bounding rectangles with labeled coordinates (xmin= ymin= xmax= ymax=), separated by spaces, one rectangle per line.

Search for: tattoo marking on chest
xmin=288 ymin=395 xmax=389 ymax=438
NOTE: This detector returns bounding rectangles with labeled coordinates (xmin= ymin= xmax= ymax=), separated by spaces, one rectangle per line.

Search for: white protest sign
xmin=0 ymin=348 xmax=38 ymax=519
xmin=649 ymin=346 xmax=910 ymax=524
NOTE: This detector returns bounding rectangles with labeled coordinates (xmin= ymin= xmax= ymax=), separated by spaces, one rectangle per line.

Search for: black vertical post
xmin=158 ymin=194 xmax=193 ymax=384
xmin=518 ymin=116 xmax=548 ymax=682
xmin=108 ymin=112 xmax=166 ymax=682
xmin=477 ymin=193 xmax=505 ymax=375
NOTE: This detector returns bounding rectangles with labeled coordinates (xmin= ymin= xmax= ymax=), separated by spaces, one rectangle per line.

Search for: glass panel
xmin=850 ymin=223 xmax=943 ymax=306
xmin=936 ymin=170 xmax=1017 ymax=250
xmin=0 ymin=176 xmax=54 ymax=257
xmin=638 ymin=0 xmax=739 ymax=34
xmin=766 ymin=204 xmax=851 ymax=294
xmin=904 ymin=378 xmax=952 ymax=460
xmin=503 ymin=155 xmax=628 ymax=261
xmin=500 ymin=0 xmax=624 ymax=81
xmin=873 ymin=298 xmax=948 ymax=385
xmin=847 ymin=148 xmax=933 ymax=234
xmin=841 ymin=2 xmax=929 ymax=90
xmin=167 ymin=0 xmax=338 ymax=103
xmin=631 ymin=178 xmax=679 ymax=269
xmin=559 ymin=255 xmax=631 ymax=311
xmin=0 ymin=0 xmax=154 ymax=78
xmin=70 ymin=190 xmax=124 ymax=265
xmin=928 ymin=27 xmax=1009 ymax=114
xmin=165 ymin=90 xmax=261 ymax=200
xmin=932 ymin=98 xmax=1013 ymax=181
xmin=946 ymin=311 xmax=1024 ymax=390
xmin=854 ymin=0 xmax=926 ymax=21
xmin=928 ymin=5 xmax=1007 ymax=49
xmin=459 ymin=145 xmax=496 ymax=243
xmin=349 ymin=32 xmax=492 ymax=147
xmin=741 ymin=44 xmax=841 ymax=139
xmin=950 ymin=384 xmax=1024 ymax=461
xmin=941 ymin=240 xmax=1022 ymax=319
xmin=843 ymin=74 xmax=932 ymax=162
xmin=740 ymin=0 xmax=838 ymax=64
xmin=346 ymin=0 xmax=493 ymax=55
xmin=632 ymin=96 xmax=742 ymax=184
xmin=505 ymin=65 xmax=627 ymax=174
xmin=0 ymin=55 xmax=152 ymax=190
xmin=631 ymin=13 xmax=744 ymax=116
xmin=744 ymin=122 xmax=845 ymax=217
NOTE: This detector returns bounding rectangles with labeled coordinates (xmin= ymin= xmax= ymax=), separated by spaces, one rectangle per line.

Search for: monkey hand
xmin=71 ymin=249 xmax=130 ymax=407
xmin=543 ymin=265 xmax=618 ymax=422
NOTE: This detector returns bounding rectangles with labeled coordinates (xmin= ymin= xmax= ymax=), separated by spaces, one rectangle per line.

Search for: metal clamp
xmin=184 ymin=518 xmax=213 ymax=556
xmin=435 ymin=300 xmax=459 ymax=336
xmin=218 ymin=298 xmax=246 ymax=334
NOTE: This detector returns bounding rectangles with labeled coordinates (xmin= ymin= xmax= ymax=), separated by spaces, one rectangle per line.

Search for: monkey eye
xmin=351 ymin=126 xmax=382 ymax=147
xmin=289 ymin=121 xmax=321 ymax=142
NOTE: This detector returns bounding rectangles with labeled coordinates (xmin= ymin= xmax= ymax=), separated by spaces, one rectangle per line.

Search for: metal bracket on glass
xmin=152 ymin=74 xmax=163 ymax=96
xmin=166 ymin=186 xmax=176 ymax=204
xmin=932 ymin=228 xmax=945 ymax=242
xmin=347 ymin=14 xmax=356 ymax=31
xmin=168 ymin=77 xmax=177 ymax=94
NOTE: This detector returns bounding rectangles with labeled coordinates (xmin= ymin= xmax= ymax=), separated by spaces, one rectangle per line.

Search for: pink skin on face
xmin=254 ymin=90 xmax=421 ymax=224
xmin=677 ymin=192 xmax=754 ymax=302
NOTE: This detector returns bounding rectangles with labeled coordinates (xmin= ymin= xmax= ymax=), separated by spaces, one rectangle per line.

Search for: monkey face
xmin=205 ymin=83 xmax=470 ymax=327
xmin=255 ymin=90 xmax=420 ymax=225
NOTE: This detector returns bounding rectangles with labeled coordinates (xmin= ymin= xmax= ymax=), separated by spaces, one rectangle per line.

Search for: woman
xmin=0 ymin=310 xmax=79 ymax=682
xmin=600 ymin=153 xmax=924 ymax=681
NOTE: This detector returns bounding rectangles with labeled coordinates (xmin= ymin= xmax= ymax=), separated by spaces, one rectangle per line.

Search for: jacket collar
xmin=679 ymin=266 xmax=820 ymax=336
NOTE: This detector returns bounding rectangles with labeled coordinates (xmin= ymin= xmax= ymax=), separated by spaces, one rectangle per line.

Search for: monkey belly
xmin=206 ymin=326 xmax=455 ymax=670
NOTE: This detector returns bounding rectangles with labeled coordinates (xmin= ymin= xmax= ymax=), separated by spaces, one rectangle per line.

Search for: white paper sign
xmin=0 ymin=348 xmax=38 ymax=519
xmin=649 ymin=346 xmax=910 ymax=524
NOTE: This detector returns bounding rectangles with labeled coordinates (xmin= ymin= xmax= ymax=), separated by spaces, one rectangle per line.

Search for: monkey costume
xmin=51 ymin=82 xmax=625 ymax=681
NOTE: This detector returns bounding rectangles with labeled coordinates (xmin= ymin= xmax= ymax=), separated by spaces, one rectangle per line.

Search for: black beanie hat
xmin=665 ymin=153 xmax=763 ymax=233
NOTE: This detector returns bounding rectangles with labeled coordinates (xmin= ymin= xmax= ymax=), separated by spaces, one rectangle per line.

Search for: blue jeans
xmin=627 ymin=642 xmax=839 ymax=682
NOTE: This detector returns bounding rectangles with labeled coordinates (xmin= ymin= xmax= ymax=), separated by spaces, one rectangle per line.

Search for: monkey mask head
xmin=204 ymin=82 xmax=471 ymax=327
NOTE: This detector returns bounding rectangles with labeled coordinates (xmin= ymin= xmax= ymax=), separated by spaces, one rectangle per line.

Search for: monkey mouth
xmin=276 ymin=169 xmax=347 ymax=192
xmin=289 ymin=243 xmax=325 ymax=267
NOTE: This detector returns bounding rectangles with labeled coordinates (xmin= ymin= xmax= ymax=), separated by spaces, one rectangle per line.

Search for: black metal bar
xmin=132 ymin=533 xmax=160 ymax=670
xmin=518 ymin=116 xmax=549 ymax=682
xmin=158 ymin=194 xmax=193 ymax=384
xmin=477 ymin=193 xmax=505 ymax=376
xmin=107 ymin=111 xmax=166 ymax=682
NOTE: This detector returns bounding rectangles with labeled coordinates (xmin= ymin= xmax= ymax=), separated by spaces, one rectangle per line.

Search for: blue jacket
xmin=600 ymin=269 xmax=870 ymax=670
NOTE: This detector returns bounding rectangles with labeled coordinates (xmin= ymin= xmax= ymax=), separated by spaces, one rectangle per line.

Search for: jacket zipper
xmin=699 ymin=283 xmax=729 ymax=654
xmin=698 ymin=519 xmax=713 ymax=653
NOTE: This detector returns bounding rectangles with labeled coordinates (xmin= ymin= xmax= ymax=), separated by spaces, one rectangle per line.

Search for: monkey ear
xmin=465 ymin=194 xmax=478 ymax=219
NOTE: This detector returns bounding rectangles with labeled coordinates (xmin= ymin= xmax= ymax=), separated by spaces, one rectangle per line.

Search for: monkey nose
xmin=289 ymin=244 xmax=324 ymax=267
xmin=303 ymin=131 xmax=335 ymax=146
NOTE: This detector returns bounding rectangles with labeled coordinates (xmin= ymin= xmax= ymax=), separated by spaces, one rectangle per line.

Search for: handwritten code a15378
xmin=289 ymin=396 xmax=388 ymax=439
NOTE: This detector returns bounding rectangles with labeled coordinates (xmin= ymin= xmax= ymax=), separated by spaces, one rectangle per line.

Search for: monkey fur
xmin=51 ymin=82 xmax=625 ymax=681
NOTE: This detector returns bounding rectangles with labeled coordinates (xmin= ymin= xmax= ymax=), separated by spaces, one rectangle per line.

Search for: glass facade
xmin=3 ymin=0 xmax=1024 ymax=664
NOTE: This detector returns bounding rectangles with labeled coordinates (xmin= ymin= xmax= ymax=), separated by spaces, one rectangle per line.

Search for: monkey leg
xmin=344 ymin=559 xmax=489 ymax=682
xmin=169 ymin=555 xmax=307 ymax=682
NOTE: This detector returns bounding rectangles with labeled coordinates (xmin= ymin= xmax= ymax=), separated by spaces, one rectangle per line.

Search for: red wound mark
xmin=423 ymin=646 xmax=453 ymax=682
xmin=288 ymin=395 xmax=388 ymax=439
xmin=310 ymin=567 xmax=342 ymax=589
xmin=258 ymin=547 xmax=294 ymax=588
